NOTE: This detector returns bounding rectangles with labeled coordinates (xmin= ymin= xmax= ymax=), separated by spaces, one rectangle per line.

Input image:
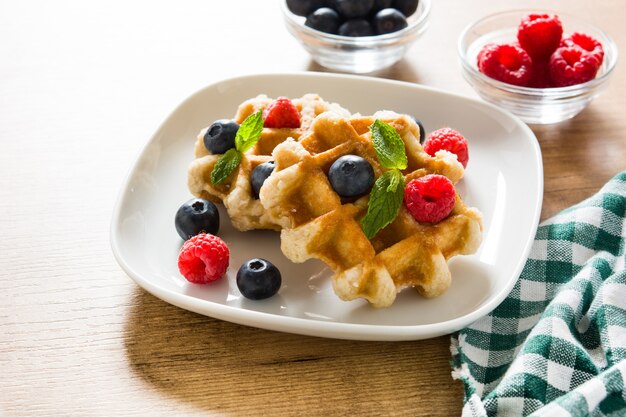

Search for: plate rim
xmin=110 ymin=71 xmax=544 ymax=341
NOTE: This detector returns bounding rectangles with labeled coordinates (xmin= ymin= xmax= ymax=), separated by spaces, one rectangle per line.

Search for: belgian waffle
xmin=187 ymin=94 xmax=350 ymax=231
xmin=259 ymin=111 xmax=483 ymax=307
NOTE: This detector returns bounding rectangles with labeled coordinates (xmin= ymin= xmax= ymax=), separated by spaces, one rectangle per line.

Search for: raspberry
xmin=529 ymin=59 xmax=552 ymax=88
xmin=561 ymin=32 xmax=604 ymax=65
xmin=517 ymin=14 xmax=563 ymax=60
xmin=404 ymin=175 xmax=456 ymax=224
xmin=177 ymin=233 xmax=229 ymax=284
xmin=549 ymin=46 xmax=600 ymax=87
xmin=477 ymin=43 xmax=533 ymax=87
xmin=423 ymin=128 xmax=469 ymax=168
xmin=262 ymin=97 xmax=301 ymax=129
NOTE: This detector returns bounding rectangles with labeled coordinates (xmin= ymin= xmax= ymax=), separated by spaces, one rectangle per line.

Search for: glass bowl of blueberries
xmin=282 ymin=0 xmax=431 ymax=73
xmin=458 ymin=10 xmax=618 ymax=124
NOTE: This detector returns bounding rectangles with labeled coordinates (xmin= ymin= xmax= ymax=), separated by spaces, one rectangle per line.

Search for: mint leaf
xmin=360 ymin=169 xmax=405 ymax=239
xmin=210 ymin=148 xmax=242 ymax=185
xmin=235 ymin=110 xmax=264 ymax=153
xmin=370 ymin=120 xmax=408 ymax=170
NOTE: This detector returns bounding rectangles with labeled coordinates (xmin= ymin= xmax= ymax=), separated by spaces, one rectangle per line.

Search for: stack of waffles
xmin=187 ymin=96 xmax=483 ymax=307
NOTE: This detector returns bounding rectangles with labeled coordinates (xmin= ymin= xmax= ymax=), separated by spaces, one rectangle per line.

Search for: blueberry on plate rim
xmin=175 ymin=198 xmax=220 ymax=240
xmin=237 ymin=258 xmax=282 ymax=300
xmin=203 ymin=119 xmax=239 ymax=154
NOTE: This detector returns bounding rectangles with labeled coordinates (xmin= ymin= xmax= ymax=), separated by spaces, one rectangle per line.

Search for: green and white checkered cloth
xmin=451 ymin=171 xmax=626 ymax=417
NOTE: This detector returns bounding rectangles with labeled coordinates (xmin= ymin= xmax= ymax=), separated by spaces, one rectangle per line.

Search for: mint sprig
xmin=360 ymin=120 xmax=408 ymax=239
xmin=370 ymin=120 xmax=407 ymax=170
xmin=210 ymin=110 xmax=263 ymax=185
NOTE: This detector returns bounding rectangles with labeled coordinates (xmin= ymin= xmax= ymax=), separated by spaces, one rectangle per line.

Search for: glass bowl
xmin=458 ymin=10 xmax=618 ymax=124
xmin=281 ymin=0 xmax=430 ymax=73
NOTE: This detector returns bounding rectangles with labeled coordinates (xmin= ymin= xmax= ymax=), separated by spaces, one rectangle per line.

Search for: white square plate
xmin=110 ymin=73 xmax=543 ymax=341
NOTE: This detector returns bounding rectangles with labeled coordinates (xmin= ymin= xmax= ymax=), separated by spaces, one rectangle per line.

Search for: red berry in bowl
xmin=528 ymin=59 xmax=552 ymax=88
xmin=477 ymin=43 xmax=533 ymax=87
xmin=549 ymin=46 xmax=600 ymax=87
xmin=178 ymin=233 xmax=229 ymax=284
xmin=404 ymin=174 xmax=456 ymax=224
xmin=423 ymin=128 xmax=469 ymax=168
xmin=517 ymin=14 xmax=563 ymax=60
xmin=561 ymin=32 xmax=604 ymax=65
xmin=263 ymin=97 xmax=301 ymax=128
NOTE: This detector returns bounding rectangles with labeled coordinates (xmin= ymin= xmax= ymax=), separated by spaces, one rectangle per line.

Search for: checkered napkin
xmin=451 ymin=171 xmax=626 ymax=417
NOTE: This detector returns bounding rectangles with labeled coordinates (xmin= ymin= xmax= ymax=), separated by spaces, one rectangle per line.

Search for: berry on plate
xmin=236 ymin=258 xmax=282 ymax=300
xmin=203 ymin=119 xmax=239 ymax=154
xmin=404 ymin=174 xmax=456 ymax=224
xmin=175 ymin=198 xmax=220 ymax=240
xmin=549 ymin=46 xmax=600 ymax=87
xmin=477 ymin=43 xmax=533 ymax=87
xmin=251 ymin=161 xmax=276 ymax=198
xmin=423 ymin=128 xmax=469 ymax=168
xmin=262 ymin=97 xmax=302 ymax=129
xmin=517 ymin=14 xmax=563 ymax=60
xmin=178 ymin=233 xmax=229 ymax=284
xmin=328 ymin=154 xmax=375 ymax=197
xmin=561 ymin=32 xmax=604 ymax=65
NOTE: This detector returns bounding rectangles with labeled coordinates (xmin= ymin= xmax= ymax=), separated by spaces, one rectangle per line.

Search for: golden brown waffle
xmin=187 ymin=94 xmax=350 ymax=231
xmin=259 ymin=111 xmax=483 ymax=307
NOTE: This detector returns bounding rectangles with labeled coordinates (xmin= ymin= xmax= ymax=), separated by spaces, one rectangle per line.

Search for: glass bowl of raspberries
xmin=281 ymin=0 xmax=431 ymax=73
xmin=458 ymin=10 xmax=618 ymax=124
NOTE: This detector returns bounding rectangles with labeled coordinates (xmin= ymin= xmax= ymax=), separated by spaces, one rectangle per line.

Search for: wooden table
xmin=1 ymin=1 xmax=624 ymax=415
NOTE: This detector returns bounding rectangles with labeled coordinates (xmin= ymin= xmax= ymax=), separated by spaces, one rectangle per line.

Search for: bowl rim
xmin=457 ymin=9 xmax=619 ymax=97
xmin=280 ymin=0 xmax=431 ymax=45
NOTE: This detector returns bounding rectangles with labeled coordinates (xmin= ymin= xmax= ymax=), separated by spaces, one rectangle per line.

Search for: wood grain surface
xmin=1 ymin=1 xmax=624 ymax=416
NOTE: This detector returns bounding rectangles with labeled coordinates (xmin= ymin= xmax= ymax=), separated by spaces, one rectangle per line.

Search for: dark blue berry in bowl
xmin=339 ymin=19 xmax=374 ymax=36
xmin=203 ymin=120 xmax=239 ymax=154
xmin=393 ymin=0 xmax=419 ymax=17
xmin=286 ymin=0 xmax=327 ymax=17
xmin=373 ymin=8 xmax=408 ymax=34
xmin=372 ymin=0 xmax=393 ymax=13
xmin=331 ymin=0 xmax=373 ymax=19
xmin=251 ymin=161 xmax=275 ymax=199
xmin=305 ymin=7 xmax=341 ymax=34
xmin=237 ymin=259 xmax=282 ymax=300
xmin=328 ymin=155 xmax=375 ymax=197
xmin=175 ymin=198 xmax=220 ymax=240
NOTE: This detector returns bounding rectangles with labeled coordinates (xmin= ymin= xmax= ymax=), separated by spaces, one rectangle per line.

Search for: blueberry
xmin=203 ymin=119 xmax=239 ymax=154
xmin=237 ymin=259 xmax=282 ymax=300
xmin=251 ymin=161 xmax=275 ymax=199
xmin=286 ymin=0 xmax=327 ymax=17
xmin=339 ymin=19 xmax=374 ymax=36
xmin=331 ymin=0 xmax=374 ymax=19
xmin=328 ymin=155 xmax=375 ymax=197
xmin=392 ymin=0 xmax=419 ymax=17
xmin=412 ymin=116 xmax=426 ymax=144
xmin=175 ymin=198 xmax=220 ymax=240
xmin=373 ymin=0 xmax=393 ymax=12
xmin=373 ymin=8 xmax=408 ymax=34
xmin=305 ymin=7 xmax=341 ymax=34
